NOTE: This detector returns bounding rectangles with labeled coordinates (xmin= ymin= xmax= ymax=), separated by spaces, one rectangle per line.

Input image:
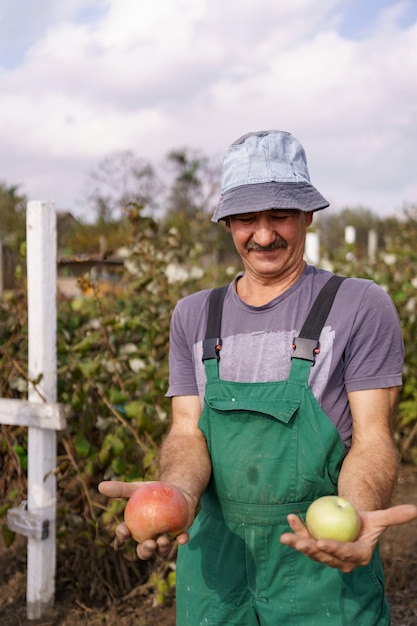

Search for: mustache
xmin=246 ymin=239 xmax=287 ymax=252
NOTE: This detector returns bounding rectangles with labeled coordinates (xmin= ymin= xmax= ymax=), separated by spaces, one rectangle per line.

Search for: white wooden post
xmin=2 ymin=201 xmax=62 ymax=620
xmin=345 ymin=225 xmax=356 ymax=244
xmin=26 ymin=201 xmax=58 ymax=619
xmin=305 ymin=232 xmax=320 ymax=265
xmin=368 ymin=228 xmax=378 ymax=262
xmin=2 ymin=201 xmax=66 ymax=620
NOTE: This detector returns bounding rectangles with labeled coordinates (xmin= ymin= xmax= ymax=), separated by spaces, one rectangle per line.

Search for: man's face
xmin=225 ymin=209 xmax=313 ymax=281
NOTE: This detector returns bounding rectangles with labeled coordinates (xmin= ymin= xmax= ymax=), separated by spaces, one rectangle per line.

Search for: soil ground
xmin=1 ymin=465 xmax=416 ymax=626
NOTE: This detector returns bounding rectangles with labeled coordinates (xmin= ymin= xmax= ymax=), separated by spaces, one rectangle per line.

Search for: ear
xmin=305 ymin=211 xmax=313 ymax=227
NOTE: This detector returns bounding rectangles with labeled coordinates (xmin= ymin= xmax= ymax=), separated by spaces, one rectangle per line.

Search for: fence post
xmin=25 ymin=201 xmax=57 ymax=619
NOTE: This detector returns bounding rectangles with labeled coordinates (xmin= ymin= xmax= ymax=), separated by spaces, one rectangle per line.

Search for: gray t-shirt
xmin=167 ymin=265 xmax=404 ymax=450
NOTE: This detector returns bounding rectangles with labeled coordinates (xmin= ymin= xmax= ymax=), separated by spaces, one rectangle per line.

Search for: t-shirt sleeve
xmin=166 ymin=300 xmax=200 ymax=398
xmin=343 ymin=282 xmax=404 ymax=392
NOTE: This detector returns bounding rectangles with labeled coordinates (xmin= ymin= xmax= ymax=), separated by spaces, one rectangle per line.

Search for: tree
xmin=164 ymin=148 xmax=217 ymax=227
xmin=162 ymin=148 xmax=237 ymax=263
xmin=81 ymin=151 xmax=160 ymax=224
xmin=78 ymin=146 xmax=239 ymax=268
xmin=165 ymin=148 xmax=216 ymax=214
xmin=0 ymin=183 xmax=26 ymax=250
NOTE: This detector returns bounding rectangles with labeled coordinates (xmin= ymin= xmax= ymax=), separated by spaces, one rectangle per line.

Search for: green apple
xmin=305 ymin=495 xmax=360 ymax=542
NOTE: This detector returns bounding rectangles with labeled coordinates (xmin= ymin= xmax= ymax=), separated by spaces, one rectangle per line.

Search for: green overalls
xmin=176 ymin=278 xmax=390 ymax=625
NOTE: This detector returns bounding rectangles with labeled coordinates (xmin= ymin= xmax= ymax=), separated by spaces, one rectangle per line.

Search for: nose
xmin=252 ymin=219 xmax=277 ymax=247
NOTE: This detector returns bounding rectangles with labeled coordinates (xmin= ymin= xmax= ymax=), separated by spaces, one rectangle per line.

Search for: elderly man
xmin=100 ymin=130 xmax=417 ymax=625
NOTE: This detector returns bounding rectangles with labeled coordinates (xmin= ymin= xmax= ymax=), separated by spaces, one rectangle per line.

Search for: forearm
xmin=338 ymin=436 xmax=399 ymax=511
xmin=338 ymin=387 xmax=401 ymax=511
xmin=159 ymin=419 xmax=212 ymax=513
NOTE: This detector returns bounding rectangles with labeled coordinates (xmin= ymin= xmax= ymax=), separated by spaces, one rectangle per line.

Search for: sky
xmin=0 ymin=0 xmax=416 ymax=220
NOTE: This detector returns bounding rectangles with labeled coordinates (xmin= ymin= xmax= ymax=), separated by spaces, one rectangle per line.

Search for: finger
xmin=279 ymin=532 xmax=315 ymax=552
xmin=98 ymin=480 xmax=124 ymax=497
xmin=98 ymin=480 xmax=148 ymax=499
xmin=175 ymin=531 xmax=190 ymax=546
xmin=286 ymin=513 xmax=310 ymax=537
xmin=155 ymin=534 xmax=172 ymax=558
xmin=137 ymin=539 xmax=158 ymax=560
xmin=115 ymin=522 xmax=132 ymax=542
xmin=358 ymin=504 xmax=417 ymax=539
xmin=315 ymin=538 xmax=373 ymax=567
xmin=279 ymin=534 xmax=337 ymax=568
xmin=112 ymin=536 xmax=127 ymax=551
xmin=281 ymin=535 xmax=369 ymax=572
xmin=374 ymin=503 xmax=417 ymax=528
xmin=320 ymin=555 xmax=357 ymax=573
xmin=280 ymin=514 xmax=310 ymax=547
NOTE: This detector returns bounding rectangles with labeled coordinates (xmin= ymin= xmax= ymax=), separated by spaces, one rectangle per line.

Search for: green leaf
xmin=2 ymin=523 xmax=16 ymax=548
xmin=72 ymin=336 xmax=95 ymax=353
xmin=109 ymin=388 xmax=127 ymax=405
xmin=111 ymin=457 xmax=126 ymax=475
xmin=0 ymin=502 xmax=10 ymax=518
xmin=124 ymin=400 xmax=144 ymax=420
xmin=110 ymin=436 xmax=124 ymax=456
xmin=74 ymin=434 xmax=91 ymax=458
xmin=12 ymin=444 xmax=28 ymax=471
xmin=78 ymin=360 xmax=101 ymax=378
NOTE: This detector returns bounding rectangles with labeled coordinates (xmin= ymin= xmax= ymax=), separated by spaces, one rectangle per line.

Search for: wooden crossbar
xmin=0 ymin=399 xmax=66 ymax=430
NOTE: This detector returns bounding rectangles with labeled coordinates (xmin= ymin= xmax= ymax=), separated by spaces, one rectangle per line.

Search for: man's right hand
xmin=98 ymin=480 xmax=192 ymax=560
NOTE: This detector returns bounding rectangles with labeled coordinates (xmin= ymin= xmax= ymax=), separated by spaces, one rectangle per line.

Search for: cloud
xmin=0 ymin=0 xmax=105 ymax=67
xmin=0 ymin=0 xmax=416 ymax=217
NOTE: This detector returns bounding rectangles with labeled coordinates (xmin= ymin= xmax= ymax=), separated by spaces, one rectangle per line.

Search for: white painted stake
xmin=26 ymin=201 xmax=57 ymax=619
xmin=305 ymin=232 xmax=320 ymax=265
xmin=345 ymin=225 xmax=356 ymax=244
xmin=368 ymin=228 xmax=378 ymax=262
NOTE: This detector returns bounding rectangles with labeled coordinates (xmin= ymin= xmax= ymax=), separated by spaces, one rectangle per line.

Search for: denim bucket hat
xmin=212 ymin=130 xmax=329 ymax=222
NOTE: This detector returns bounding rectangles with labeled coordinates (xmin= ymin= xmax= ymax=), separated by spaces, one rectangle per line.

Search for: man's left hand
xmin=279 ymin=503 xmax=417 ymax=573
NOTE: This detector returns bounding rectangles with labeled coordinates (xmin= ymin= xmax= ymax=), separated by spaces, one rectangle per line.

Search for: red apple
xmin=305 ymin=495 xmax=361 ymax=542
xmin=124 ymin=481 xmax=189 ymax=543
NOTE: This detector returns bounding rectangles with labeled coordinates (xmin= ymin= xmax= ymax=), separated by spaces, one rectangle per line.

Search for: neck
xmin=236 ymin=263 xmax=305 ymax=306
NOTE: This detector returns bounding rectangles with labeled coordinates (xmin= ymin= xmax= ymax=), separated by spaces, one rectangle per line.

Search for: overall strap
xmin=202 ymin=275 xmax=346 ymax=364
xmin=292 ymin=275 xmax=346 ymax=364
xmin=202 ymin=285 xmax=228 ymax=361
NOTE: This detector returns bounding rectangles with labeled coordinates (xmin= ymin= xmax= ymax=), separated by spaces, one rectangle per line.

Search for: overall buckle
xmin=202 ymin=338 xmax=223 ymax=361
xmin=291 ymin=337 xmax=320 ymax=364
